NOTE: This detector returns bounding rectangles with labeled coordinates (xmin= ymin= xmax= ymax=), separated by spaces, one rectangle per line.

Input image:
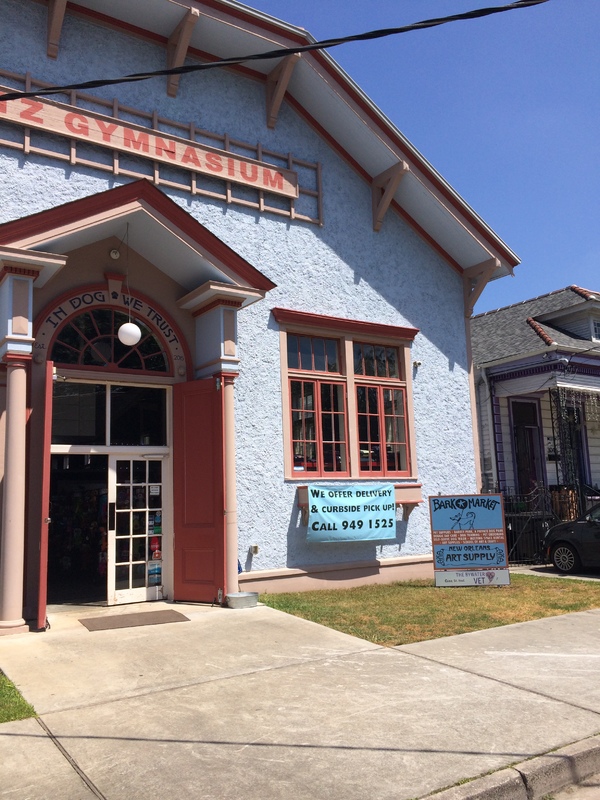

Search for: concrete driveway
xmin=2 ymin=599 xmax=600 ymax=799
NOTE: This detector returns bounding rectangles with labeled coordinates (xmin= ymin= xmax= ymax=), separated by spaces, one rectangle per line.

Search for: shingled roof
xmin=471 ymin=286 xmax=600 ymax=367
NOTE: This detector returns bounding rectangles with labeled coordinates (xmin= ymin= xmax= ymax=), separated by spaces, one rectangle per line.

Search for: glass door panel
xmin=108 ymin=455 xmax=164 ymax=604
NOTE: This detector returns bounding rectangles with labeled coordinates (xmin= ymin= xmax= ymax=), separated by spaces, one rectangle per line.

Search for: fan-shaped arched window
xmin=51 ymin=309 xmax=169 ymax=373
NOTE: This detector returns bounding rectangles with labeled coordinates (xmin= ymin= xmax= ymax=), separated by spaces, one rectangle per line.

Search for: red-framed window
xmin=356 ymin=385 xmax=409 ymax=475
xmin=354 ymin=342 xmax=410 ymax=476
xmin=288 ymin=334 xmax=349 ymax=475
xmin=283 ymin=327 xmax=413 ymax=479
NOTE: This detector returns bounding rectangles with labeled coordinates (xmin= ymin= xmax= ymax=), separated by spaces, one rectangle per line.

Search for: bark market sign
xmin=0 ymin=90 xmax=298 ymax=199
xmin=428 ymin=494 xmax=510 ymax=587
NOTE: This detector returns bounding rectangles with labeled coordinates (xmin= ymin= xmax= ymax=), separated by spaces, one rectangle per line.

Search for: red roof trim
xmin=526 ymin=317 xmax=556 ymax=347
xmin=569 ymin=285 xmax=595 ymax=301
xmin=272 ymin=307 xmax=419 ymax=341
xmin=0 ymin=179 xmax=276 ymax=292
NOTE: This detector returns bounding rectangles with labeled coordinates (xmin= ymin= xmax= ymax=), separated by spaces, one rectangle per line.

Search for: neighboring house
xmin=0 ymin=0 xmax=518 ymax=634
xmin=471 ymin=286 xmax=600 ymax=558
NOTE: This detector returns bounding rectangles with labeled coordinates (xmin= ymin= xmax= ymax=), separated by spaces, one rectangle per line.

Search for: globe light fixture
xmin=117 ymin=321 xmax=142 ymax=346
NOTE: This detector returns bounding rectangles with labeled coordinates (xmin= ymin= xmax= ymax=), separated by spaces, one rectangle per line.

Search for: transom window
xmin=51 ymin=309 xmax=169 ymax=373
xmin=52 ymin=383 xmax=167 ymax=446
xmin=278 ymin=310 xmax=417 ymax=479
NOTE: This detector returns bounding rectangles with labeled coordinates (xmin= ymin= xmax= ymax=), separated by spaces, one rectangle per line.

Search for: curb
xmin=426 ymin=735 xmax=600 ymax=799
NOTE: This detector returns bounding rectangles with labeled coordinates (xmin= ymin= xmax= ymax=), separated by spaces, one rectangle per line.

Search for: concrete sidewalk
xmin=2 ymin=601 xmax=600 ymax=800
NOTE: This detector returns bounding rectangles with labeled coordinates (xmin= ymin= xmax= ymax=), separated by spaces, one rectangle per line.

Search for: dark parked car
xmin=543 ymin=503 xmax=600 ymax=574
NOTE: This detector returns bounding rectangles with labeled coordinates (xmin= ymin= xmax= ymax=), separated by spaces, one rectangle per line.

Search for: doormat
xmin=79 ymin=609 xmax=190 ymax=632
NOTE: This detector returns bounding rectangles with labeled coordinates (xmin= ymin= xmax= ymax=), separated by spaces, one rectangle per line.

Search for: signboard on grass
xmin=428 ymin=494 xmax=509 ymax=587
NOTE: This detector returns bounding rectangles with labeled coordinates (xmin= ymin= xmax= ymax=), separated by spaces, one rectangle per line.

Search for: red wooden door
xmin=37 ymin=361 xmax=53 ymax=629
xmin=173 ymin=378 xmax=226 ymax=603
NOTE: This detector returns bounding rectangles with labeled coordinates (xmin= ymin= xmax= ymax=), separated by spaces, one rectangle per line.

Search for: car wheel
xmin=551 ymin=543 xmax=581 ymax=574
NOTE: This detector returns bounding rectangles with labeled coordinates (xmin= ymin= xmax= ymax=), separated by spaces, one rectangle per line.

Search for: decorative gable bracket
xmin=266 ymin=54 xmax=301 ymax=129
xmin=166 ymin=7 xmax=201 ymax=98
xmin=372 ymin=161 xmax=410 ymax=232
xmin=47 ymin=0 xmax=67 ymax=59
xmin=463 ymin=257 xmax=503 ymax=317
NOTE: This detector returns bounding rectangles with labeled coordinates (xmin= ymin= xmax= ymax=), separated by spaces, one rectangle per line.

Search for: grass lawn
xmin=260 ymin=573 xmax=600 ymax=646
xmin=0 ymin=671 xmax=35 ymax=724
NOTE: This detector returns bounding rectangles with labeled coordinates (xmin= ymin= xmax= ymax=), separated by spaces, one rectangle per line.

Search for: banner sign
xmin=307 ymin=484 xmax=396 ymax=542
xmin=428 ymin=494 xmax=509 ymax=587
xmin=0 ymin=88 xmax=299 ymax=199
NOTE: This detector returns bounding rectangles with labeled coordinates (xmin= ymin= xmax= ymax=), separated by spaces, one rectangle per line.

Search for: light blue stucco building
xmin=0 ymin=0 xmax=518 ymax=633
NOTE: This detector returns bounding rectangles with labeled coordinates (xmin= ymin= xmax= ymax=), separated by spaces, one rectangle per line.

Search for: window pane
xmin=333 ymin=413 xmax=345 ymax=440
xmin=132 ymin=461 xmax=146 ymax=483
xmin=132 ymin=487 xmax=146 ymax=508
xmin=387 ymin=347 xmax=400 ymax=378
xmin=363 ymin=345 xmax=376 ymax=376
xmin=116 ymin=486 xmax=130 ymax=510
xmin=72 ymin=312 xmax=97 ymax=339
xmin=56 ymin=324 xmax=86 ymax=351
xmin=115 ymin=565 xmax=129 ymax=590
xmin=303 ymin=384 xmax=315 ymax=410
xmin=369 ymin=416 xmax=380 ymax=442
xmin=299 ymin=336 xmax=312 ymax=370
xmin=117 ymin=460 xmax=130 ymax=483
xmin=304 ymin=414 xmax=316 ymax=441
xmin=358 ymin=414 xmax=368 ymax=441
xmin=132 ymin=537 xmax=146 ymax=561
xmin=149 ymin=487 xmax=162 ymax=509
xmin=368 ymin=387 xmax=379 ymax=413
xmin=313 ymin=338 xmax=326 ymax=371
xmin=148 ymin=461 xmax=162 ymax=484
xmin=116 ymin=538 xmax=130 ymax=563
xmin=287 ymin=335 xmax=299 ymax=369
xmin=356 ymin=386 xmax=367 ymax=413
xmin=116 ymin=512 xmax=129 ymax=535
xmin=110 ymin=386 xmax=167 ymax=446
xmin=132 ymin=563 xmax=146 ymax=588
xmin=375 ymin=346 xmax=387 ymax=377
xmin=305 ymin=442 xmax=317 ymax=471
xmin=325 ymin=340 xmax=339 ymax=373
xmin=52 ymin=383 xmax=106 ymax=445
xmin=132 ymin=511 xmax=146 ymax=533
xmin=353 ymin=342 xmax=363 ymax=375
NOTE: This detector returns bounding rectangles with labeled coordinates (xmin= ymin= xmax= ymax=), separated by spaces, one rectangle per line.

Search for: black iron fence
xmin=501 ymin=484 xmax=600 ymax=564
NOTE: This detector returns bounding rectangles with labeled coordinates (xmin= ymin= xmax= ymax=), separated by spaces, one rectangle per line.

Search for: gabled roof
xmin=28 ymin=0 xmax=518 ymax=278
xmin=0 ymin=179 xmax=275 ymax=294
xmin=471 ymin=286 xmax=600 ymax=367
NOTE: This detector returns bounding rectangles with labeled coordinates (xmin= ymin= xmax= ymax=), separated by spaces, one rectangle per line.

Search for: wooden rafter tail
xmin=166 ymin=7 xmax=201 ymax=98
xmin=371 ymin=161 xmax=409 ymax=232
xmin=47 ymin=0 xmax=67 ymax=59
xmin=266 ymin=54 xmax=300 ymax=129
xmin=463 ymin=257 xmax=501 ymax=317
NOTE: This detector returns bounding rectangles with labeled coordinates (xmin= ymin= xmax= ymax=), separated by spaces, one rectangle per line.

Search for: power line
xmin=0 ymin=0 xmax=550 ymax=102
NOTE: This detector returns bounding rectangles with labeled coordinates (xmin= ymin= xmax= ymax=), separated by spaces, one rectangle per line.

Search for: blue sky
xmin=247 ymin=0 xmax=599 ymax=313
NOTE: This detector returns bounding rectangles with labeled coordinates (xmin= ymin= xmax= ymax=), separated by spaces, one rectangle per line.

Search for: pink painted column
xmin=223 ymin=373 xmax=239 ymax=595
xmin=0 ymin=356 xmax=30 ymax=633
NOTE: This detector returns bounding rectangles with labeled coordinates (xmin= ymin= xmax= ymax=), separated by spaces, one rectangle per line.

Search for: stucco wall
xmin=0 ymin=0 xmax=477 ymax=573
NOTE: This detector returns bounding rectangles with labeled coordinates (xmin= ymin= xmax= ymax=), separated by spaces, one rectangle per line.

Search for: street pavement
xmin=1 ymin=585 xmax=600 ymax=799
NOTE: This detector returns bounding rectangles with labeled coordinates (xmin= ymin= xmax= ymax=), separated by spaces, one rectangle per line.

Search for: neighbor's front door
xmin=107 ymin=455 xmax=166 ymax=605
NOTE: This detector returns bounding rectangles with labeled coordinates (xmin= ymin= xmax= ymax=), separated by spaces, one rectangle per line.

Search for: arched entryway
xmin=35 ymin=294 xmax=188 ymax=607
